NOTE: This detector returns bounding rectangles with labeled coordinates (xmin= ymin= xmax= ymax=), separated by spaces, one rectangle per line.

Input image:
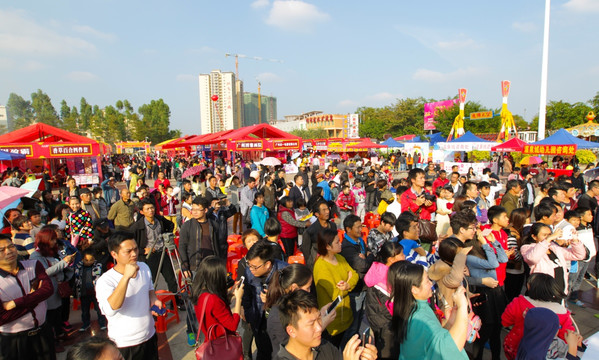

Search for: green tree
xmin=137 ymin=99 xmax=172 ymax=143
xmin=6 ymin=93 xmax=33 ymax=130
xmin=60 ymin=100 xmax=80 ymax=134
xmin=31 ymin=89 xmax=61 ymax=127
xmin=357 ymin=97 xmax=428 ymax=139
xmin=79 ymin=97 xmax=92 ymax=132
xmin=289 ymin=128 xmax=328 ymax=139
xmin=434 ymin=101 xmax=497 ymax=136
xmin=545 ymin=100 xmax=591 ymax=130
xmin=103 ymin=105 xmax=126 ymax=143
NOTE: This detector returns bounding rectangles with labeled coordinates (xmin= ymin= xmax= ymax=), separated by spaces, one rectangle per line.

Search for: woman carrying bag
xmin=192 ymin=256 xmax=244 ymax=360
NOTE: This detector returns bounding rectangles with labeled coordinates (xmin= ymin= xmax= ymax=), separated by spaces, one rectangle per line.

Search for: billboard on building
xmin=347 ymin=114 xmax=359 ymax=138
xmin=423 ymin=99 xmax=458 ymax=130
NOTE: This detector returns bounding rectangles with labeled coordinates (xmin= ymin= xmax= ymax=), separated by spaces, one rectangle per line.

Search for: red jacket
xmin=480 ymin=225 xmax=508 ymax=286
xmin=400 ymin=188 xmax=436 ymax=220
xmin=336 ymin=191 xmax=356 ymax=211
xmin=154 ymin=178 xmax=171 ymax=190
xmin=277 ymin=206 xmax=297 ymax=239
xmin=501 ymin=295 xmax=574 ymax=360
xmin=432 ymin=177 xmax=449 ymax=193
xmin=195 ymin=292 xmax=240 ymax=339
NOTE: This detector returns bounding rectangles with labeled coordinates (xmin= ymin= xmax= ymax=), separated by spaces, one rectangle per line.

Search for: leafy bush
xmin=468 ymin=150 xmax=491 ymax=161
xmin=576 ymin=150 xmax=597 ymax=165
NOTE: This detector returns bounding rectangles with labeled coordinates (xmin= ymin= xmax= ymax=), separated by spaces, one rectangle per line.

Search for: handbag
xmin=57 ymin=281 xmax=72 ymax=298
xmin=413 ymin=202 xmax=437 ymax=244
xmin=195 ymin=295 xmax=243 ymax=360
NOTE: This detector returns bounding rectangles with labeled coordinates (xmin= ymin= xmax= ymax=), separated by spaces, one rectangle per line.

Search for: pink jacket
xmin=521 ymin=240 xmax=585 ymax=294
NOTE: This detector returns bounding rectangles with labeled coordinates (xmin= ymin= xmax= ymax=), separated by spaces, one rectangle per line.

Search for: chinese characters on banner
xmin=438 ymin=142 xmax=495 ymax=151
xmin=424 ymin=100 xmax=458 ymax=130
xmin=49 ymin=145 xmax=92 ymax=156
xmin=273 ymin=140 xmax=300 ymax=150
xmin=235 ymin=140 xmax=263 ymax=150
xmin=347 ymin=114 xmax=359 ymax=138
xmin=522 ymin=144 xmax=577 ymax=155
xmin=0 ymin=146 xmax=32 ymax=157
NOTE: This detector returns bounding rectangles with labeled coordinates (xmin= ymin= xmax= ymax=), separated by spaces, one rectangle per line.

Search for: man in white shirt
xmin=386 ymin=191 xmax=403 ymax=237
xmin=95 ymin=231 xmax=163 ymax=360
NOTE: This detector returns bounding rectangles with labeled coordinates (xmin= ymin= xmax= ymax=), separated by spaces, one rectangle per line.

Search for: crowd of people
xmin=0 ymin=151 xmax=596 ymax=360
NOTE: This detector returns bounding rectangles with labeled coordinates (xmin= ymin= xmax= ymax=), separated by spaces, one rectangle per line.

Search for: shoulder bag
xmin=195 ymin=294 xmax=243 ymax=360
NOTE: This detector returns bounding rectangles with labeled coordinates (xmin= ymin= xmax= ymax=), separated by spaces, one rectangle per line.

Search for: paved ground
xmin=54 ymin=172 xmax=599 ymax=359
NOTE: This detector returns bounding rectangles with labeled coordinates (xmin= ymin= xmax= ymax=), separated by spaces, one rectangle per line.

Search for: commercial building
xmin=199 ymin=70 xmax=244 ymax=134
xmin=243 ymin=93 xmax=277 ymax=126
xmin=305 ymin=113 xmax=359 ymax=138
xmin=270 ymin=111 xmax=322 ymax=133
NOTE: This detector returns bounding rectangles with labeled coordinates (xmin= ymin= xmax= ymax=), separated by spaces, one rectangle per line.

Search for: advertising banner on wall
xmin=424 ymin=99 xmax=458 ymax=130
xmin=347 ymin=114 xmax=360 ymax=138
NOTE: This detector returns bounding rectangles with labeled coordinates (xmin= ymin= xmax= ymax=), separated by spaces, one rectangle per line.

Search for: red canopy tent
xmin=490 ymin=137 xmax=527 ymax=152
xmin=0 ymin=123 xmax=109 ymax=186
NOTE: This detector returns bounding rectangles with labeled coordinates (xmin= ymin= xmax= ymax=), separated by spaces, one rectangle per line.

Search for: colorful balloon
xmin=211 ymin=95 xmax=218 ymax=101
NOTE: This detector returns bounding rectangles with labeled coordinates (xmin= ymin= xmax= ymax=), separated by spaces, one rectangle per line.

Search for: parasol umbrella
xmin=0 ymin=199 xmax=21 ymax=224
xmin=182 ymin=165 xmax=202 ymax=178
xmin=20 ymin=179 xmax=42 ymax=198
xmin=291 ymin=152 xmax=302 ymax=160
xmin=260 ymin=157 xmax=282 ymax=166
xmin=583 ymin=167 xmax=599 ymax=182
xmin=520 ymin=156 xmax=543 ymax=166
xmin=0 ymin=186 xmax=30 ymax=209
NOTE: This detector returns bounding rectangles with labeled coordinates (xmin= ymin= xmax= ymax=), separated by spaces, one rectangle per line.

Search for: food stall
xmin=436 ymin=131 xmax=496 ymax=173
xmin=0 ymin=123 xmax=110 ymax=186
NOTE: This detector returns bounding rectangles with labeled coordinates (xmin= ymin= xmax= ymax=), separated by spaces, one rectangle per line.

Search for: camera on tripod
xmin=160 ymin=232 xmax=176 ymax=250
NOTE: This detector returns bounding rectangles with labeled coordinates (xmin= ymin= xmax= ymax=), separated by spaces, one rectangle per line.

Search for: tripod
xmin=153 ymin=233 xmax=197 ymax=331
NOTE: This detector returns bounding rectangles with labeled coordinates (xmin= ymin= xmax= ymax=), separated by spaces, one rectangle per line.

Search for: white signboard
xmin=443 ymin=162 xmax=492 ymax=175
xmin=438 ymin=142 xmax=495 ymax=151
xmin=402 ymin=142 xmax=430 ymax=163
xmin=347 ymin=114 xmax=359 ymax=138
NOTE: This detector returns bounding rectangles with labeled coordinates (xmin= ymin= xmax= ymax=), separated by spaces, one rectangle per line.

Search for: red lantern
xmin=211 ymin=95 xmax=218 ymax=101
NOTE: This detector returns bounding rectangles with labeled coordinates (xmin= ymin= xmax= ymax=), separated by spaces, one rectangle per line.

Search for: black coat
xmin=129 ymin=214 xmax=175 ymax=260
xmin=365 ymin=286 xmax=399 ymax=360
xmin=288 ymin=185 xmax=310 ymax=208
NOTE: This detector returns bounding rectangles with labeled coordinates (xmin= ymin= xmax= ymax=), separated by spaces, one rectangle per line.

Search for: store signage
xmin=49 ymin=144 xmax=93 ymax=156
xmin=522 ymin=144 xmax=576 ymax=155
xmin=273 ymin=139 xmax=300 ymax=150
xmin=470 ymin=111 xmax=493 ymax=120
xmin=0 ymin=145 xmax=33 ymax=157
xmin=236 ymin=140 xmax=263 ymax=150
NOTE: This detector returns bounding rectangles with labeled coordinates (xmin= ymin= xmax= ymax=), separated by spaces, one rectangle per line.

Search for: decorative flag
xmin=448 ymin=88 xmax=467 ymax=141
xmin=497 ymin=80 xmax=518 ymax=142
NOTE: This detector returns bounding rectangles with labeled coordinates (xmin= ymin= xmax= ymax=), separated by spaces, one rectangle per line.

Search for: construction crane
xmin=224 ymin=53 xmax=284 ymax=79
xmin=224 ymin=53 xmax=283 ymax=128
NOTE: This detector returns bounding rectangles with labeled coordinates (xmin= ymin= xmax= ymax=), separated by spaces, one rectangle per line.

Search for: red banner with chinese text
xmin=522 ymin=144 xmax=576 ymax=155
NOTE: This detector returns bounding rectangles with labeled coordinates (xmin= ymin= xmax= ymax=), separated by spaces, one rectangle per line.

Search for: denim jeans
xmin=81 ymin=295 xmax=106 ymax=328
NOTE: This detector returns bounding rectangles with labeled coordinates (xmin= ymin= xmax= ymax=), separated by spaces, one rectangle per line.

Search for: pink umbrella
xmin=182 ymin=165 xmax=202 ymax=178
xmin=0 ymin=186 xmax=30 ymax=209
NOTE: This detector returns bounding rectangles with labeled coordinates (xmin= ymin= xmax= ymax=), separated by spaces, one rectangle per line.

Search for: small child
xmin=568 ymin=207 xmax=595 ymax=306
xmin=162 ymin=186 xmax=179 ymax=233
xmin=219 ymin=179 xmax=228 ymax=196
xmin=28 ymin=210 xmax=43 ymax=239
xmin=263 ymin=217 xmax=287 ymax=261
xmin=74 ymin=249 xmax=106 ymax=331
xmin=336 ymin=185 xmax=355 ymax=224
xmin=352 ymin=179 xmax=366 ymax=221
xmin=435 ymin=186 xmax=454 ymax=236
xmin=92 ymin=187 xmax=109 ymax=219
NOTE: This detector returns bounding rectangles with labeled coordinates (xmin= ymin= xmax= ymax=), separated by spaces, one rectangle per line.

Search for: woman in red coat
xmin=191 ymin=256 xmax=244 ymax=345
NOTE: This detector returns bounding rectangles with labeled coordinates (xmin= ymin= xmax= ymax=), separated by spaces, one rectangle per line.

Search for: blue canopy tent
xmin=0 ymin=150 xmax=26 ymax=160
xmin=528 ymin=128 xmax=599 ymax=149
xmin=381 ymin=137 xmax=404 ymax=148
xmin=446 ymin=131 xmax=491 ymax=143
xmin=427 ymin=132 xmax=446 ymax=146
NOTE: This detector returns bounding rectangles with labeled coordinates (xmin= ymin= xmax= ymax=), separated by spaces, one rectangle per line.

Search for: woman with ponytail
xmin=389 ymin=261 xmax=469 ymax=360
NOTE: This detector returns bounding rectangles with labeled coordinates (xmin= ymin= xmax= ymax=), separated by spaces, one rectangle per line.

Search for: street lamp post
xmin=538 ymin=0 xmax=551 ymax=140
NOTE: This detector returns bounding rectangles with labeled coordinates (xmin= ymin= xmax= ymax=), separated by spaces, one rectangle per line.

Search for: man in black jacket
xmin=301 ymin=200 xmax=336 ymax=269
xmin=288 ymin=175 xmax=310 ymax=208
xmin=129 ymin=199 xmax=177 ymax=297
xmin=339 ymin=214 xmax=373 ymax=347
xmin=179 ymin=196 xmax=235 ymax=278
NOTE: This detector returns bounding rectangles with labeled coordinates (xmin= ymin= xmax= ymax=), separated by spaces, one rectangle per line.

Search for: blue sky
xmin=1 ymin=0 xmax=598 ymax=135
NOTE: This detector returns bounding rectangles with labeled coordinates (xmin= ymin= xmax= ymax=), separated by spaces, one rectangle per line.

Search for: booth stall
xmin=115 ymin=141 xmax=150 ymax=155
xmin=0 ymin=123 xmax=109 ymax=187
xmin=167 ymin=124 xmax=303 ymax=163
xmin=525 ymin=128 xmax=599 ymax=177
xmin=437 ymin=131 xmax=495 ymax=173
